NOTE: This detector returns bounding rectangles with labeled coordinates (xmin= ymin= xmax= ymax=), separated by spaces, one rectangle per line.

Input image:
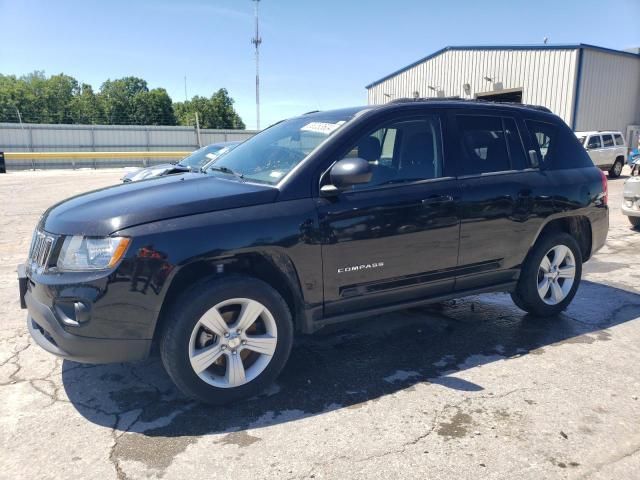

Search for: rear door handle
xmin=421 ymin=195 xmax=454 ymax=205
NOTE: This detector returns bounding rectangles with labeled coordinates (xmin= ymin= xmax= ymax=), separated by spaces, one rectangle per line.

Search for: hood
xmin=42 ymin=173 xmax=279 ymax=236
xmin=122 ymin=163 xmax=188 ymax=182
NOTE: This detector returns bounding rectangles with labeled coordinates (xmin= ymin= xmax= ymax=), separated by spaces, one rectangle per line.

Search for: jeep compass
xmin=19 ymin=99 xmax=609 ymax=405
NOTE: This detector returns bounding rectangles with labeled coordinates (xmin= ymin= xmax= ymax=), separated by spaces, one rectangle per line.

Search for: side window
xmin=457 ymin=115 xmax=511 ymax=175
xmin=602 ymin=134 xmax=614 ymax=148
xmin=340 ymin=116 xmax=444 ymax=190
xmin=587 ymin=135 xmax=602 ymax=149
xmin=614 ymin=134 xmax=625 ymax=146
xmin=526 ymin=120 xmax=559 ymax=165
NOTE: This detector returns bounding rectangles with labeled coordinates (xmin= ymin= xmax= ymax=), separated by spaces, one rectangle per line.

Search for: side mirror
xmin=321 ymin=157 xmax=372 ymax=197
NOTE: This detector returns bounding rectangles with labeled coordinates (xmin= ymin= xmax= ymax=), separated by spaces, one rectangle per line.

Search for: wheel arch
xmin=152 ymin=250 xmax=306 ymax=347
xmin=530 ymin=215 xmax=593 ymax=261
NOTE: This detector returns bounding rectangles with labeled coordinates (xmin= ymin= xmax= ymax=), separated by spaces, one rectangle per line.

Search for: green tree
xmin=99 ymin=76 xmax=149 ymax=124
xmin=131 ymin=88 xmax=176 ymax=125
xmin=175 ymin=88 xmax=245 ymax=129
xmin=69 ymin=83 xmax=105 ymax=124
xmin=0 ymin=72 xmax=244 ymax=128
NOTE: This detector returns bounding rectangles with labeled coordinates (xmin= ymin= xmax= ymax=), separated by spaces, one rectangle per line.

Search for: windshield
xmin=178 ymin=144 xmax=226 ymax=169
xmin=205 ymin=110 xmax=359 ymax=184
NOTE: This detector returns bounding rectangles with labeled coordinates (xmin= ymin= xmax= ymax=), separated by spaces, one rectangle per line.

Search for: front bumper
xmin=25 ymin=289 xmax=151 ymax=363
xmin=20 ymin=262 xmax=155 ymax=364
xmin=623 ymin=177 xmax=640 ymax=218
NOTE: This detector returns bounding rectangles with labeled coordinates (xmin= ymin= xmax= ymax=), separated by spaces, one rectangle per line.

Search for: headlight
xmin=57 ymin=236 xmax=131 ymax=271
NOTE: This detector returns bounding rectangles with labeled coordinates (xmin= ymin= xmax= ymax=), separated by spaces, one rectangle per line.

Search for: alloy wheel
xmin=188 ymin=298 xmax=278 ymax=388
xmin=537 ymin=245 xmax=576 ymax=305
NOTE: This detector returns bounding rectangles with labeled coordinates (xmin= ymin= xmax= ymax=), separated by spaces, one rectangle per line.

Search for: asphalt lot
xmin=1 ymin=168 xmax=639 ymax=480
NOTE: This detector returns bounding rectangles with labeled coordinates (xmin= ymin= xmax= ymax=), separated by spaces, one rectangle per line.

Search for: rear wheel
xmin=609 ymin=158 xmax=624 ymax=178
xmin=629 ymin=216 xmax=640 ymax=229
xmin=511 ymin=233 xmax=582 ymax=317
xmin=160 ymin=276 xmax=293 ymax=405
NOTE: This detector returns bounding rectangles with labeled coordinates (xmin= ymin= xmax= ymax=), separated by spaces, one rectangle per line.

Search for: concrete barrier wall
xmin=0 ymin=123 xmax=258 ymax=170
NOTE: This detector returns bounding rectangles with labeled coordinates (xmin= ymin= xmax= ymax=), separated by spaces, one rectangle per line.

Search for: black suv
xmin=19 ymin=100 xmax=608 ymax=404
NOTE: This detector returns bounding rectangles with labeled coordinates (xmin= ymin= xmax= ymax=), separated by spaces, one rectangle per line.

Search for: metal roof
xmin=365 ymin=44 xmax=640 ymax=89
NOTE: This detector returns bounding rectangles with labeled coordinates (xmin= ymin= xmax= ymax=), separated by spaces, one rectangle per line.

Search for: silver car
xmin=622 ymin=161 xmax=640 ymax=228
xmin=121 ymin=142 xmax=240 ymax=182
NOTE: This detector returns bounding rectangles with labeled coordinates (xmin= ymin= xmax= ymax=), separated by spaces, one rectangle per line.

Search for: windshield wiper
xmin=208 ymin=165 xmax=245 ymax=181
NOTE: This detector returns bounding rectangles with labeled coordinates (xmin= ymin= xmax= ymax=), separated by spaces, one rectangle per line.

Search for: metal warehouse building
xmin=366 ymin=44 xmax=640 ymax=146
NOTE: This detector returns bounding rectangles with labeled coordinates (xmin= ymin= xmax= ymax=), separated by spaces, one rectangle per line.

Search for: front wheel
xmin=160 ymin=276 xmax=293 ymax=405
xmin=511 ymin=233 xmax=582 ymax=317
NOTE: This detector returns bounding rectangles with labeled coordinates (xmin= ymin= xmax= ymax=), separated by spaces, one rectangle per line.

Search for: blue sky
xmin=1 ymin=0 xmax=639 ymax=129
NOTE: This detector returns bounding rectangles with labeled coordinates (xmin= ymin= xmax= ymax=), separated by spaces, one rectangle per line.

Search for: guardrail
xmin=1 ymin=150 xmax=194 ymax=171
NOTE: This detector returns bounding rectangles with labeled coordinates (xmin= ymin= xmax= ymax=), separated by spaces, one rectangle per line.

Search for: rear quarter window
xmin=614 ymin=134 xmax=625 ymax=146
xmin=526 ymin=119 xmax=593 ymax=169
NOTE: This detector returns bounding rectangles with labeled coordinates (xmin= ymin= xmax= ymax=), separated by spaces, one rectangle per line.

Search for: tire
xmin=160 ymin=275 xmax=293 ymax=405
xmin=629 ymin=216 xmax=640 ymax=229
xmin=609 ymin=158 xmax=624 ymax=178
xmin=511 ymin=232 xmax=582 ymax=317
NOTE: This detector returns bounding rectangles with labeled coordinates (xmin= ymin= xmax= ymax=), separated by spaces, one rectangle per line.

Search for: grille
xmin=28 ymin=230 xmax=58 ymax=270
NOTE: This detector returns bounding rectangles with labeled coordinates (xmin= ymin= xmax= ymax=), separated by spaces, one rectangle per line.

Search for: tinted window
xmin=457 ymin=115 xmax=511 ymax=175
xmin=526 ymin=119 xmax=593 ymax=169
xmin=341 ymin=116 xmax=443 ymax=190
xmin=503 ymin=117 xmax=528 ymax=169
xmin=614 ymin=134 xmax=625 ymax=146
xmin=587 ymin=136 xmax=602 ymax=149
xmin=602 ymin=134 xmax=614 ymax=147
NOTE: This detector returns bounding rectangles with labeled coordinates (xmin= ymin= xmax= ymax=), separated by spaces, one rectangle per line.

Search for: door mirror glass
xmin=329 ymin=157 xmax=373 ymax=190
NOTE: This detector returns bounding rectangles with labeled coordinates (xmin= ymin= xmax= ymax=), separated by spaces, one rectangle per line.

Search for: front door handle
xmin=421 ymin=195 xmax=453 ymax=205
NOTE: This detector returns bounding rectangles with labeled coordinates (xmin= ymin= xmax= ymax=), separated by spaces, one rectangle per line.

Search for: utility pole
xmin=184 ymin=75 xmax=188 ymax=102
xmin=195 ymin=112 xmax=202 ymax=148
xmin=251 ymin=0 xmax=262 ymax=130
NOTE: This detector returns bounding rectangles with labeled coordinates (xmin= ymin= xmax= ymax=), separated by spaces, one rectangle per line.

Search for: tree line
xmin=0 ymin=72 xmax=245 ymax=129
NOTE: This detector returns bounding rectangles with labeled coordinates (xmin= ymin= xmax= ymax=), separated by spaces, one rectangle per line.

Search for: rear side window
xmin=526 ymin=119 xmax=594 ymax=169
xmin=457 ymin=115 xmax=512 ymax=175
xmin=587 ymin=136 xmax=602 ymax=149
xmin=614 ymin=134 xmax=625 ymax=146
xmin=602 ymin=134 xmax=614 ymax=147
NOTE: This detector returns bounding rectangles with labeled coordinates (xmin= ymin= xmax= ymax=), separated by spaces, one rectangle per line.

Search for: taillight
xmin=599 ymin=170 xmax=608 ymax=205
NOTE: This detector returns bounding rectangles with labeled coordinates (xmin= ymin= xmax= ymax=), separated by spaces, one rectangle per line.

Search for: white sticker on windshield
xmin=270 ymin=171 xmax=285 ymax=178
xmin=205 ymin=153 xmax=218 ymax=160
xmin=301 ymin=121 xmax=345 ymax=135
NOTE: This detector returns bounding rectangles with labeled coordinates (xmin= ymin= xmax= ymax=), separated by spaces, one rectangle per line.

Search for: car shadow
xmin=62 ymin=280 xmax=640 ymax=438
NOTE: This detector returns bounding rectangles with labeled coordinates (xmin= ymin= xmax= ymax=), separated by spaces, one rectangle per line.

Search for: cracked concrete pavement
xmin=1 ymin=168 xmax=639 ymax=479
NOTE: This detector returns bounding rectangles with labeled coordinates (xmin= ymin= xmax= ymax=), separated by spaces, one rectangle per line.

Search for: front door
xmin=316 ymin=113 xmax=460 ymax=317
xmin=586 ymin=135 xmax=604 ymax=167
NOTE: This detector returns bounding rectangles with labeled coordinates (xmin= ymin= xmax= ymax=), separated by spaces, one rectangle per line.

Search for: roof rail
xmin=386 ymin=97 xmax=552 ymax=113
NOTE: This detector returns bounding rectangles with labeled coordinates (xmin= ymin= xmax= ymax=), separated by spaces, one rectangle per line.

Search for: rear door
xmin=317 ymin=110 xmax=461 ymax=316
xmin=601 ymin=134 xmax=616 ymax=167
xmin=450 ymin=110 xmax=555 ymax=290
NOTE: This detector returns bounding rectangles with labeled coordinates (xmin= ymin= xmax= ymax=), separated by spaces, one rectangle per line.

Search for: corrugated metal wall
xmin=575 ymin=50 xmax=640 ymax=134
xmin=367 ymin=48 xmax=579 ymax=125
xmin=0 ymin=123 xmax=257 ymax=169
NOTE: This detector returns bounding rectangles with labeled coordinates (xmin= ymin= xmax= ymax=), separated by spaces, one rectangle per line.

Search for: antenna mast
xmin=251 ymin=0 xmax=262 ymax=130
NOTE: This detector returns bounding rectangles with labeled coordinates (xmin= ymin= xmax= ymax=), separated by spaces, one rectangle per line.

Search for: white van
xmin=575 ymin=131 xmax=627 ymax=178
